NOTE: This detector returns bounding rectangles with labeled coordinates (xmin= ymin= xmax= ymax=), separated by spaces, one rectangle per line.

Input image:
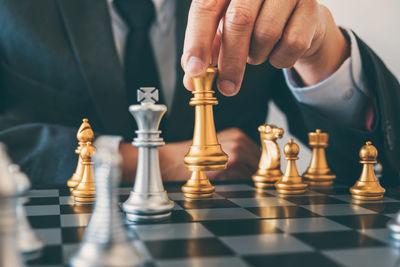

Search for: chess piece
xmin=350 ymin=141 xmax=385 ymax=200
xmin=182 ymin=67 xmax=228 ymax=198
xmin=275 ymin=139 xmax=308 ymax=194
xmin=387 ymin=211 xmax=400 ymax=243
xmin=8 ymin=164 xmax=43 ymax=257
xmin=252 ymin=124 xmax=284 ymax=188
xmin=122 ymin=88 xmax=174 ymax=222
xmin=0 ymin=143 xmax=25 ymax=267
xmin=70 ymin=136 xmax=144 ymax=267
xmin=67 ymin=119 xmax=95 ymax=191
xmin=72 ymin=142 xmax=96 ymax=203
xmin=302 ymin=129 xmax=336 ymax=186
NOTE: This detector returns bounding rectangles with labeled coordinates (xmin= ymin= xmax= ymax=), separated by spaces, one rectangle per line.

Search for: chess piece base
xmin=182 ymin=171 xmax=215 ymax=199
xmin=350 ymin=183 xmax=385 ymax=201
xmin=70 ymin=242 xmax=143 ymax=267
xmin=123 ymin=191 xmax=174 ymax=223
xmin=275 ymin=181 xmax=307 ymax=195
xmin=303 ymin=172 xmax=336 ymax=187
xmin=252 ymin=169 xmax=282 ymax=188
xmin=73 ymin=184 xmax=96 ymax=203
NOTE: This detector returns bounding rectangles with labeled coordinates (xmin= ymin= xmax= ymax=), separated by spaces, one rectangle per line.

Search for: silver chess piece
xmin=0 ymin=143 xmax=25 ymax=267
xmin=70 ymin=136 xmax=144 ymax=267
xmin=122 ymin=88 xmax=174 ymax=223
xmin=387 ymin=210 xmax=400 ymax=245
xmin=9 ymin=164 xmax=44 ymax=259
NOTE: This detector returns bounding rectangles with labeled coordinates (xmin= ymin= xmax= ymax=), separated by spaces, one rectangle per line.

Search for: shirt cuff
xmin=283 ymin=28 xmax=369 ymax=128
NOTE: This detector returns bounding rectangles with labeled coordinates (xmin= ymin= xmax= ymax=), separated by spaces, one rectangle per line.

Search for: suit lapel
xmin=165 ymin=0 xmax=194 ymax=141
xmin=57 ymin=0 xmax=132 ymax=138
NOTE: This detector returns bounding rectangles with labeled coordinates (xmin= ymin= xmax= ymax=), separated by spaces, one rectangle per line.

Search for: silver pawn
xmin=9 ymin=164 xmax=44 ymax=259
xmin=123 ymin=88 xmax=174 ymax=223
xmin=70 ymin=136 xmax=144 ymax=267
xmin=0 ymin=143 xmax=25 ymax=267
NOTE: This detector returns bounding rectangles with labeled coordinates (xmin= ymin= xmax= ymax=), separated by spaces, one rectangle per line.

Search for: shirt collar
xmin=108 ymin=0 xmax=166 ymax=15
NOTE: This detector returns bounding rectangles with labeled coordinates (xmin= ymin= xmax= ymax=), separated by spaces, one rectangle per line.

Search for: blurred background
xmin=267 ymin=0 xmax=400 ymax=172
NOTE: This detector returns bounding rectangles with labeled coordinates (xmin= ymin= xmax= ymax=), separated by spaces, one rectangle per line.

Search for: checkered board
xmin=24 ymin=182 xmax=400 ymax=267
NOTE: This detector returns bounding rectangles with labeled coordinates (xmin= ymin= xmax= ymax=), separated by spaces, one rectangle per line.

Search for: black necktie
xmin=113 ymin=0 xmax=160 ymax=105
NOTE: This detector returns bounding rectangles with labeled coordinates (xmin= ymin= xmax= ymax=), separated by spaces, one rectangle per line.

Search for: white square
xmin=302 ymin=204 xmax=376 ymax=216
xmin=186 ymin=208 xmax=258 ymax=221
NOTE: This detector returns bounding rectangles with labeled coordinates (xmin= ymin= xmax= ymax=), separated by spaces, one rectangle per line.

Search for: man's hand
xmin=120 ymin=128 xmax=260 ymax=182
xmin=181 ymin=0 xmax=350 ymax=95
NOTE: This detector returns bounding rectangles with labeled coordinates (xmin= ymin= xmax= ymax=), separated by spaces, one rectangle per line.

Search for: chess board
xmin=25 ymin=182 xmax=400 ymax=267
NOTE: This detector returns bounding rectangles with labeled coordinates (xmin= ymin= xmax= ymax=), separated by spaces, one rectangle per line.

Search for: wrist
xmin=294 ymin=7 xmax=350 ymax=86
xmin=119 ymin=143 xmax=138 ymax=183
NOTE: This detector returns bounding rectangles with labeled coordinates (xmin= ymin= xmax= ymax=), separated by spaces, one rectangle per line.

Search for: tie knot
xmin=113 ymin=0 xmax=156 ymax=30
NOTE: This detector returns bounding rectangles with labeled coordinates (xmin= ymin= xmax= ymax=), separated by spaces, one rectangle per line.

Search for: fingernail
xmin=186 ymin=56 xmax=205 ymax=76
xmin=219 ymin=80 xmax=237 ymax=96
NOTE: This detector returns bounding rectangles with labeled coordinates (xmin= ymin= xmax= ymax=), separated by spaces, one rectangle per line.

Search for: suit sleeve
xmin=271 ymin=33 xmax=400 ymax=187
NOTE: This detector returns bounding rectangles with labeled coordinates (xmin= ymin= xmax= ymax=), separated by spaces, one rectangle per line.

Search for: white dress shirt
xmin=107 ymin=0 xmax=368 ymax=128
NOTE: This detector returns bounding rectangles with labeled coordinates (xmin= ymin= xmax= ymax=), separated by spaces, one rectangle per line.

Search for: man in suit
xmin=0 ymin=0 xmax=399 ymax=186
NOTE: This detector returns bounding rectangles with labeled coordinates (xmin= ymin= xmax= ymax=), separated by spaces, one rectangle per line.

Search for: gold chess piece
xmin=182 ymin=67 xmax=228 ymax=198
xmin=275 ymin=139 xmax=308 ymax=194
xmin=350 ymin=141 xmax=385 ymax=200
xmin=302 ymin=129 xmax=336 ymax=187
xmin=252 ymin=124 xmax=284 ymax=188
xmin=67 ymin=119 xmax=95 ymax=191
xmin=72 ymin=141 xmax=96 ymax=203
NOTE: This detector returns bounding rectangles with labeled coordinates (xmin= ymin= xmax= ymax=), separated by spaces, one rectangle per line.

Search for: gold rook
xmin=303 ymin=129 xmax=336 ymax=187
xmin=182 ymin=67 xmax=228 ymax=198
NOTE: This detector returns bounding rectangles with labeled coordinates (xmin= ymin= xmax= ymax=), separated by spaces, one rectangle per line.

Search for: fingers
xmin=182 ymin=0 xmax=229 ymax=77
xmin=269 ymin=0 xmax=319 ymax=68
xmin=248 ymin=0 xmax=297 ymax=65
xmin=217 ymin=0 xmax=264 ymax=96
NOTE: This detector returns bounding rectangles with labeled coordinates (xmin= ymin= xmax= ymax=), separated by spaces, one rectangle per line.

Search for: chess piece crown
xmin=122 ymin=87 xmax=174 ymax=223
xmin=182 ymin=67 xmax=228 ymax=198
xmin=275 ymin=139 xmax=308 ymax=194
xmin=350 ymin=141 xmax=385 ymax=200
xmin=303 ymin=129 xmax=336 ymax=186
xmin=252 ymin=124 xmax=284 ymax=189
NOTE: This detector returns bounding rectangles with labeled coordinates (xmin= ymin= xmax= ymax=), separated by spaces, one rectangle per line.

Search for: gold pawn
xmin=275 ymin=139 xmax=308 ymax=194
xmin=67 ymin=119 xmax=94 ymax=191
xmin=302 ymin=129 xmax=336 ymax=187
xmin=252 ymin=124 xmax=284 ymax=188
xmin=350 ymin=141 xmax=385 ymax=200
xmin=72 ymin=142 xmax=96 ymax=203
xmin=182 ymin=67 xmax=228 ymax=198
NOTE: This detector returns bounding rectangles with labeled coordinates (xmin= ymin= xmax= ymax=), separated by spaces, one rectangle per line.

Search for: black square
xmin=217 ymin=190 xmax=274 ymax=198
xmin=327 ymin=214 xmax=391 ymax=229
xmin=61 ymin=226 xmax=86 ymax=244
xmin=26 ymin=245 xmax=63 ymax=265
xmin=292 ymin=230 xmax=386 ymax=250
xmin=246 ymin=206 xmax=320 ymax=219
xmin=59 ymin=187 xmax=72 ymax=196
xmin=28 ymin=215 xmax=60 ymax=228
xmin=243 ymin=252 xmax=342 ymax=267
xmin=202 ymin=219 xmax=282 ymax=236
xmin=60 ymin=204 xmax=93 ymax=214
xmin=357 ymin=202 xmax=400 ymax=214
xmin=119 ymin=194 xmax=130 ymax=203
xmin=175 ymin=199 xmax=239 ymax=209
xmin=144 ymin=238 xmax=234 ymax=259
xmin=281 ymin=196 xmax=346 ymax=205
xmin=311 ymin=187 xmax=350 ymax=195
xmin=25 ymin=197 xmax=60 ymax=206
xmin=169 ymin=210 xmax=195 ymax=223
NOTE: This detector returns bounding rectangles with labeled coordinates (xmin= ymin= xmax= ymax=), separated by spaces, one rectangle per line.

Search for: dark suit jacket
xmin=1 ymin=0 xmax=400 ymax=186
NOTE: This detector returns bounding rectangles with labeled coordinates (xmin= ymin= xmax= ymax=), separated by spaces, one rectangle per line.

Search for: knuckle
xmin=254 ymin=28 xmax=281 ymax=44
xmin=269 ymin=57 xmax=295 ymax=69
xmin=192 ymin=0 xmax=219 ymax=14
xmin=282 ymin=34 xmax=310 ymax=55
xmin=225 ymin=6 xmax=254 ymax=32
